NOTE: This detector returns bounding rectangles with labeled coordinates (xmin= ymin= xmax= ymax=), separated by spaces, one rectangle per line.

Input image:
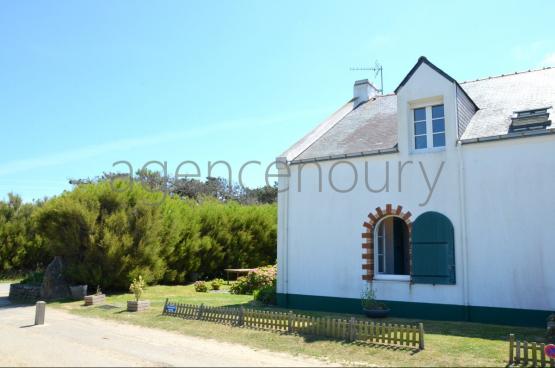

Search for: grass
xmin=50 ymin=284 xmax=549 ymax=367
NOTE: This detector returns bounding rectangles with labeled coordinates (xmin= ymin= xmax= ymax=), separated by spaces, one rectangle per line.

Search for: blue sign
xmin=165 ymin=304 xmax=177 ymax=313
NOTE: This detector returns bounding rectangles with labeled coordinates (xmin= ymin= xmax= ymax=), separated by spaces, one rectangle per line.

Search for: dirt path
xmin=0 ymin=284 xmax=333 ymax=367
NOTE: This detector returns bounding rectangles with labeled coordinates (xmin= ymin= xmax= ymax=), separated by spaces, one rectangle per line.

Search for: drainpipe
xmin=454 ymin=88 xmax=470 ymax=320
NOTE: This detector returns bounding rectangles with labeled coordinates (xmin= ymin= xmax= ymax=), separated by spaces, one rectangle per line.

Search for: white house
xmin=276 ymin=57 xmax=555 ymax=327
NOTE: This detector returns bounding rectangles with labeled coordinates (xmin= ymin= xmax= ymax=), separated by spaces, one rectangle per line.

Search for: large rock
xmin=41 ymin=256 xmax=70 ymax=300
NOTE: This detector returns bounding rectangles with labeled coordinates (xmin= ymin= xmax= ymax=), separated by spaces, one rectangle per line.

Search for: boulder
xmin=40 ymin=256 xmax=70 ymax=300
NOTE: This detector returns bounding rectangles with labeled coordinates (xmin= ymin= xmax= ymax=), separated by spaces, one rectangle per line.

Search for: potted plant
xmin=361 ymin=285 xmax=390 ymax=318
xmin=127 ymin=276 xmax=150 ymax=312
xmin=211 ymin=278 xmax=224 ymax=291
xmin=547 ymin=314 xmax=555 ymax=337
xmin=84 ymin=285 xmax=106 ymax=306
xmin=69 ymin=284 xmax=88 ymax=300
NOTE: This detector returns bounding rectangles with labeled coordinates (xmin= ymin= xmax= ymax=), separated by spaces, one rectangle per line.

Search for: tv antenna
xmin=350 ymin=60 xmax=383 ymax=94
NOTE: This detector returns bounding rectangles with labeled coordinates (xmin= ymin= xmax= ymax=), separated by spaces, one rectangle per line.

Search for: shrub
xmin=253 ymin=283 xmax=276 ymax=305
xmin=229 ymin=265 xmax=276 ymax=295
xmin=20 ymin=271 xmax=44 ymax=286
xmin=194 ymin=280 xmax=208 ymax=292
xmin=361 ymin=285 xmax=388 ymax=310
xmin=0 ymin=194 xmax=49 ymax=273
xmin=211 ymin=278 xmax=224 ymax=290
xmin=129 ymin=275 xmax=146 ymax=301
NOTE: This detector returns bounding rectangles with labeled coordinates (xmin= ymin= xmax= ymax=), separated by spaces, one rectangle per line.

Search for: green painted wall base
xmin=277 ymin=293 xmax=551 ymax=327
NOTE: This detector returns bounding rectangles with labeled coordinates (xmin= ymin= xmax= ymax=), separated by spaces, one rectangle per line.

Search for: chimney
xmin=353 ymin=79 xmax=379 ymax=107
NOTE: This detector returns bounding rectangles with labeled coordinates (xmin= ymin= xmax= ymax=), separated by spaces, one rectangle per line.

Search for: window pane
xmin=413 ymin=107 xmax=426 ymax=121
xmin=433 ymin=133 xmax=446 ymax=147
xmin=415 ymin=121 xmax=426 ymax=135
xmin=432 ymin=104 xmax=444 ymax=119
xmin=433 ymin=118 xmax=445 ymax=133
xmin=378 ymin=255 xmax=384 ymax=273
xmin=415 ymin=135 xmax=427 ymax=149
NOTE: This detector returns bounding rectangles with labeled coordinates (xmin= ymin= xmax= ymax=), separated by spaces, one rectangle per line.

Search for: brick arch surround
xmin=361 ymin=204 xmax=413 ymax=281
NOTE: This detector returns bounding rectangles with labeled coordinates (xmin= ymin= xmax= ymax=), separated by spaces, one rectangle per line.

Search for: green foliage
xmin=130 ymin=275 xmax=146 ymax=301
xmin=253 ymin=283 xmax=276 ymax=305
xmin=361 ymin=285 xmax=388 ymax=310
xmin=194 ymin=280 xmax=208 ymax=292
xmin=2 ymin=178 xmax=277 ymax=291
xmin=229 ymin=265 xmax=276 ymax=295
xmin=211 ymin=278 xmax=224 ymax=290
xmin=20 ymin=271 xmax=44 ymax=286
xmin=0 ymin=194 xmax=49 ymax=273
xmin=35 ymin=181 xmax=167 ymax=290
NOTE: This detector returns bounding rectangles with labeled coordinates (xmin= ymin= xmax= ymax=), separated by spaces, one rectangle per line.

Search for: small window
xmin=412 ymin=104 xmax=446 ymax=151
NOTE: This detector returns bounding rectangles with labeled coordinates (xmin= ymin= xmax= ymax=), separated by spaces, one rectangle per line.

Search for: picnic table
xmin=224 ymin=268 xmax=254 ymax=284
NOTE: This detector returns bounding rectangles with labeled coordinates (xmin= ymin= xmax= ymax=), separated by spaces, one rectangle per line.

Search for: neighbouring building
xmin=276 ymin=56 xmax=555 ymax=327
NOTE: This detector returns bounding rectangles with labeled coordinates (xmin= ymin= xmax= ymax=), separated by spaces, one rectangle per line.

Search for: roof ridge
xmin=459 ymin=66 xmax=554 ymax=84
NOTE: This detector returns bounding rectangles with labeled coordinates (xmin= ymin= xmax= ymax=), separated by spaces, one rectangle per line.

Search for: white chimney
xmin=353 ymin=79 xmax=379 ymax=107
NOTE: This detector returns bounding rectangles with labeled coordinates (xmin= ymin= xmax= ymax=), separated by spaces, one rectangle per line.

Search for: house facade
xmin=276 ymin=57 xmax=555 ymax=327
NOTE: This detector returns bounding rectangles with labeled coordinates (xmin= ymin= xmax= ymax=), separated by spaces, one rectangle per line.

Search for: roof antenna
xmin=350 ymin=60 xmax=383 ymax=94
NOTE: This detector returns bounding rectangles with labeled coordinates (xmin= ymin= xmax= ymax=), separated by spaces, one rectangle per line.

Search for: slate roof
xmin=460 ymin=67 xmax=555 ymax=140
xmin=284 ymin=61 xmax=555 ymax=163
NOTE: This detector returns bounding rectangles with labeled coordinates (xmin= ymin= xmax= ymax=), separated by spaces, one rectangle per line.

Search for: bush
xmin=129 ymin=275 xmax=146 ymax=301
xmin=194 ymin=280 xmax=208 ymax=292
xmin=211 ymin=278 xmax=224 ymax=290
xmin=253 ymin=283 xmax=276 ymax=305
xmin=20 ymin=271 xmax=44 ymax=286
xmin=5 ymin=178 xmax=276 ymax=291
xmin=229 ymin=265 xmax=276 ymax=295
xmin=0 ymin=194 xmax=49 ymax=273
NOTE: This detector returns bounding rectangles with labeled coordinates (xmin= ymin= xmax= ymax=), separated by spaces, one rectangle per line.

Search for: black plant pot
xmin=363 ymin=308 xmax=390 ymax=318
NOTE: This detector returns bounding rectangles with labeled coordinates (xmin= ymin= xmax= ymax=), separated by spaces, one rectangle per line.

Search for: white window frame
xmin=410 ymin=102 xmax=446 ymax=153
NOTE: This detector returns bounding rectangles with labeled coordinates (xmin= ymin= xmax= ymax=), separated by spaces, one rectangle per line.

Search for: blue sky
xmin=1 ymin=0 xmax=554 ymax=201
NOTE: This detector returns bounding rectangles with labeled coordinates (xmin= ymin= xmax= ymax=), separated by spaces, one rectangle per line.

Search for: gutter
xmin=289 ymin=146 xmax=399 ymax=165
xmin=459 ymin=128 xmax=555 ymax=145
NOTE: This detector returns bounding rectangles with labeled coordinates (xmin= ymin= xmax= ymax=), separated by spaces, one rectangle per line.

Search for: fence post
xmin=418 ymin=323 xmax=425 ymax=350
xmin=163 ymin=298 xmax=169 ymax=315
xmin=287 ymin=311 xmax=293 ymax=333
xmin=238 ymin=306 xmax=244 ymax=326
xmin=197 ymin=303 xmax=204 ymax=320
xmin=348 ymin=317 xmax=356 ymax=342
xmin=508 ymin=334 xmax=514 ymax=365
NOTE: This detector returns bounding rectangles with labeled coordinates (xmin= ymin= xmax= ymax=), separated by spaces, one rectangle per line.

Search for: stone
xmin=40 ymin=256 xmax=70 ymax=300
xmin=69 ymin=285 xmax=88 ymax=300
xmin=9 ymin=283 xmax=41 ymax=302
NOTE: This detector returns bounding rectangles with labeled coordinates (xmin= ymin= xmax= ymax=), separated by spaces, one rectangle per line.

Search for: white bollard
xmin=35 ymin=301 xmax=46 ymax=325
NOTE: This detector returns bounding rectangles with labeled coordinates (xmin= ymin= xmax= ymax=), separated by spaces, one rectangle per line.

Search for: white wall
xmin=277 ymin=61 xmax=555 ymax=312
xmin=463 ymin=135 xmax=555 ymax=311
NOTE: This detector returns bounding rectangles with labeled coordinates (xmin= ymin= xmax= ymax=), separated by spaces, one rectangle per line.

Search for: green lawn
xmin=51 ymin=284 xmax=548 ymax=367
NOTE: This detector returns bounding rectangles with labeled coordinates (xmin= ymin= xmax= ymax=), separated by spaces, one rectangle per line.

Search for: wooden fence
xmin=162 ymin=300 xmax=424 ymax=350
xmin=508 ymin=334 xmax=555 ymax=367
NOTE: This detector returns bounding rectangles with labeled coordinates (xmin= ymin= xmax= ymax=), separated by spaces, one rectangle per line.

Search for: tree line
xmin=0 ymin=175 xmax=277 ymax=290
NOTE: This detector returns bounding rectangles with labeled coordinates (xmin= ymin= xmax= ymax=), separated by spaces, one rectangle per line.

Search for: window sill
xmin=373 ymin=274 xmax=410 ymax=282
xmin=411 ymin=147 xmax=446 ymax=155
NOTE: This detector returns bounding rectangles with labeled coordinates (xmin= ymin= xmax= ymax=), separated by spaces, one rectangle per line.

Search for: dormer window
xmin=413 ymin=104 xmax=445 ymax=151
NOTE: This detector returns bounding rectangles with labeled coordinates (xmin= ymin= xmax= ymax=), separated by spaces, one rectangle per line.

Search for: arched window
xmin=412 ymin=211 xmax=455 ymax=285
xmin=375 ymin=216 xmax=410 ymax=276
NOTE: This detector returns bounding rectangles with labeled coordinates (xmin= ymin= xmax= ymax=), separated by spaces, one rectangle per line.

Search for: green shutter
xmin=411 ymin=212 xmax=455 ymax=285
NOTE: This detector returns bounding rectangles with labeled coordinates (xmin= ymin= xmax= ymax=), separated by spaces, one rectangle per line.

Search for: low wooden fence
xmin=508 ymin=334 xmax=555 ymax=367
xmin=162 ymin=300 xmax=424 ymax=350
